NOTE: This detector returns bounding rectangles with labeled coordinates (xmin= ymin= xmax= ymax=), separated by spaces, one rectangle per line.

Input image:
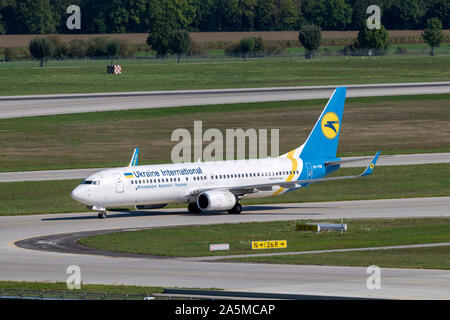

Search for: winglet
xmin=361 ymin=151 xmax=381 ymax=177
xmin=128 ymin=148 xmax=139 ymax=167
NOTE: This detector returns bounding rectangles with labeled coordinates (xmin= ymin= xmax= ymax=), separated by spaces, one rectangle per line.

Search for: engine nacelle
xmin=197 ymin=190 xmax=236 ymax=211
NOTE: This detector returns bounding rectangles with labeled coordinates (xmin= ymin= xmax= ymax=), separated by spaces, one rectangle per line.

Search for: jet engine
xmin=197 ymin=190 xmax=236 ymax=211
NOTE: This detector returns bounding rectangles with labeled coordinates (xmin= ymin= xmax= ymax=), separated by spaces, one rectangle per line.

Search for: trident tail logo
xmin=321 ymin=112 xmax=340 ymax=139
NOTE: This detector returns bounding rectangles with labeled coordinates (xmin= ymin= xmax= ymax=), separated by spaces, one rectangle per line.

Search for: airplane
xmin=71 ymin=87 xmax=380 ymax=219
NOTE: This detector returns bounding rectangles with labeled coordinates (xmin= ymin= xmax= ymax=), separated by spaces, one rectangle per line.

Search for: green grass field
xmin=0 ymin=281 xmax=164 ymax=296
xmin=228 ymin=245 xmax=450 ymax=270
xmin=77 ymin=218 xmax=450 ymax=265
xmin=1 ymin=163 xmax=448 ymax=216
xmin=0 ymin=56 xmax=449 ymax=96
xmin=1 ymin=94 xmax=449 ymax=172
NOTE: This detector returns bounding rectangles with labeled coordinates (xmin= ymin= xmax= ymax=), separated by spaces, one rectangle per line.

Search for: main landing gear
xmin=227 ymin=202 xmax=242 ymax=214
xmin=187 ymin=203 xmax=202 ymax=214
xmin=98 ymin=211 xmax=107 ymax=219
xmin=187 ymin=201 xmax=243 ymax=214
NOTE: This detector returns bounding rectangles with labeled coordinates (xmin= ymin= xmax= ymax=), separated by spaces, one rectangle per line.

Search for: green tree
xmin=237 ymin=0 xmax=257 ymax=31
xmin=168 ymin=30 xmax=192 ymax=63
xmin=218 ymin=0 xmax=240 ymax=31
xmin=12 ymin=0 xmax=55 ymax=34
xmin=254 ymin=36 xmax=265 ymax=56
xmin=0 ymin=13 xmax=5 ymax=35
xmin=357 ymin=20 xmax=391 ymax=56
xmin=302 ymin=0 xmax=352 ymax=30
xmin=82 ymin=0 xmax=129 ymax=33
xmin=239 ymin=37 xmax=255 ymax=60
xmin=422 ymin=18 xmax=445 ymax=56
xmin=298 ymin=24 xmax=322 ymax=59
xmin=127 ymin=0 xmax=150 ymax=32
xmin=48 ymin=35 xmax=68 ymax=59
xmin=67 ymin=39 xmax=89 ymax=58
xmin=384 ymin=0 xmax=424 ymax=29
xmin=29 ymin=37 xmax=55 ymax=67
xmin=146 ymin=0 xmax=196 ymax=57
xmin=424 ymin=0 xmax=450 ymax=29
xmin=107 ymin=39 xmax=121 ymax=65
xmin=256 ymin=0 xmax=299 ymax=30
xmin=0 ymin=2 xmax=5 ymax=34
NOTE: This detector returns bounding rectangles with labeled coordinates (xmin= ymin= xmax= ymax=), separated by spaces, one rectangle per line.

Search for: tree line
xmin=0 ymin=0 xmax=448 ymax=35
xmin=23 ymin=17 xmax=445 ymax=67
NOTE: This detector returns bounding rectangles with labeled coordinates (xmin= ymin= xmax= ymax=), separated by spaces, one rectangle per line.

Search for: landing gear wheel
xmin=228 ymin=203 xmax=242 ymax=214
xmin=98 ymin=211 xmax=107 ymax=219
xmin=187 ymin=203 xmax=202 ymax=214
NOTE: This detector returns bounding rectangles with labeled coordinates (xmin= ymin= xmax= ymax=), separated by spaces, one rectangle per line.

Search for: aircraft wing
xmin=187 ymin=151 xmax=381 ymax=199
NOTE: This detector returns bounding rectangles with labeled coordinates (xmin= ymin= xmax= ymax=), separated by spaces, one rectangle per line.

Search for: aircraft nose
xmin=71 ymin=186 xmax=88 ymax=203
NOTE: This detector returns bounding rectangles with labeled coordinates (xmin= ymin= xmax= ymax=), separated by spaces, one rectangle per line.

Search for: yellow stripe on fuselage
xmin=271 ymin=150 xmax=298 ymax=196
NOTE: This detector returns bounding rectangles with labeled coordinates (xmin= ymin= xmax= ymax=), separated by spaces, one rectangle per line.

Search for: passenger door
xmin=113 ymin=173 xmax=124 ymax=193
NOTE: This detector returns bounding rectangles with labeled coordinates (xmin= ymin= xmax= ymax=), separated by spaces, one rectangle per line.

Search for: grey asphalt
xmin=1 ymin=82 xmax=449 ymax=119
xmin=1 ymin=152 xmax=448 ymax=182
xmin=1 ymin=197 xmax=449 ymax=299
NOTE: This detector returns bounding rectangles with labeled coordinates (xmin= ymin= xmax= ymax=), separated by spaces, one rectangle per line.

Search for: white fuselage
xmin=71 ymin=157 xmax=306 ymax=208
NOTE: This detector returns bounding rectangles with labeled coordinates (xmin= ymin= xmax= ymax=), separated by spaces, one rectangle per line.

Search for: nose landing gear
xmin=98 ymin=211 xmax=107 ymax=219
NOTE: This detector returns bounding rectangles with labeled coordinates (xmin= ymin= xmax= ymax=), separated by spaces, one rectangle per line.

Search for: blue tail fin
xmin=128 ymin=148 xmax=139 ymax=167
xmin=299 ymin=87 xmax=346 ymax=160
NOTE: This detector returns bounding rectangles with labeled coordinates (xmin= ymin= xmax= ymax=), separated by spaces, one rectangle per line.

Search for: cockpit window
xmin=81 ymin=179 xmax=100 ymax=185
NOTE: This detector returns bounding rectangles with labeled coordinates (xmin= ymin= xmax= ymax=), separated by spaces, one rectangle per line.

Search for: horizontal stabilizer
xmin=361 ymin=151 xmax=381 ymax=177
xmin=325 ymin=156 xmax=376 ymax=167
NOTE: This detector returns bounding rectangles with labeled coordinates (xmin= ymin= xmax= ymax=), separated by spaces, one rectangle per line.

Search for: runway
xmin=1 ymin=197 xmax=449 ymax=299
xmin=0 ymin=82 xmax=449 ymax=119
xmin=1 ymin=152 xmax=448 ymax=182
